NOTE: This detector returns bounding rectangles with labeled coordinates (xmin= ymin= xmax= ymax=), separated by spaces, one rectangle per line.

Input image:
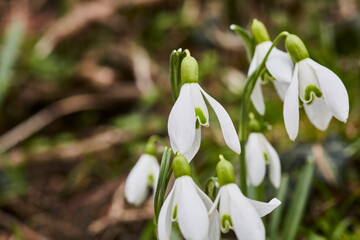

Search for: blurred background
xmin=0 ymin=0 xmax=359 ymax=239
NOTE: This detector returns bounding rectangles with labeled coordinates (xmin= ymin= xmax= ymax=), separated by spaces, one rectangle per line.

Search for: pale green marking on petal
xmin=304 ymin=84 xmax=323 ymax=103
xmin=195 ymin=107 xmax=207 ymax=125
xmin=264 ymin=152 xmax=269 ymax=164
xmin=147 ymin=174 xmax=154 ymax=186
xmin=172 ymin=205 xmax=177 ymax=220
xmin=221 ymin=214 xmax=233 ymax=232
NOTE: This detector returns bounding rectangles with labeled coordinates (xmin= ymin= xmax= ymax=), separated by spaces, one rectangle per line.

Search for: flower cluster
xmin=123 ymin=18 xmax=349 ymax=240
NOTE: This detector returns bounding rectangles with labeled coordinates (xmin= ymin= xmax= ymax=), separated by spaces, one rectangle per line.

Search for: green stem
xmin=238 ymin=31 xmax=289 ymax=195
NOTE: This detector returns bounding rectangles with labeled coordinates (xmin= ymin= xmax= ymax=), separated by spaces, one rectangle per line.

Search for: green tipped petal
xmin=285 ymin=34 xmax=309 ymax=62
xmin=304 ymin=84 xmax=323 ymax=103
xmin=251 ymin=19 xmax=270 ymax=44
xmin=216 ymin=155 xmax=235 ymax=186
xmin=181 ymin=55 xmax=199 ymax=84
xmin=173 ymin=154 xmax=191 ymax=178
xmin=221 ymin=214 xmax=233 ymax=232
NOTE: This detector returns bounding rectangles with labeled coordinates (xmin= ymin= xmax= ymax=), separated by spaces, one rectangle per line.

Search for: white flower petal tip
xmin=248 ymin=198 xmax=281 ymax=217
xmin=307 ymin=59 xmax=349 ymax=123
xmin=199 ymin=86 xmax=241 ymax=154
xmin=304 ymin=97 xmax=332 ymax=131
xmin=168 ymin=84 xmax=196 ymax=154
xmin=158 ymin=176 xmax=218 ymax=240
xmin=182 ymin=128 xmax=201 ymax=162
xmin=283 ymin=64 xmax=300 ymax=141
xmin=125 ymin=154 xmax=159 ymax=206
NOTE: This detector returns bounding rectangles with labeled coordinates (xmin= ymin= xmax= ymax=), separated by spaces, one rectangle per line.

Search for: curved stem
xmin=238 ymin=31 xmax=289 ymax=195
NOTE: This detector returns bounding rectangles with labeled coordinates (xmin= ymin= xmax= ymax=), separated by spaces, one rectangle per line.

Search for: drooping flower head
xmin=246 ymin=132 xmax=281 ymax=188
xmin=268 ymin=34 xmax=349 ymax=140
xmin=125 ymin=140 xmax=160 ymax=206
xmin=209 ymin=156 xmax=281 ymax=240
xmin=168 ymin=53 xmax=240 ymax=161
xmin=158 ymin=154 xmax=220 ymax=240
xmin=248 ymin=19 xmax=294 ymax=115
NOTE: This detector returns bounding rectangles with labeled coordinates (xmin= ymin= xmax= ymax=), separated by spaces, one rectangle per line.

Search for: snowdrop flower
xmin=158 ymin=154 xmax=220 ymax=240
xmin=246 ymin=132 xmax=281 ymax=188
xmin=248 ymin=19 xmax=293 ymax=115
xmin=270 ymin=34 xmax=349 ymax=140
xmin=168 ymin=54 xmax=240 ymax=161
xmin=125 ymin=141 xmax=159 ymax=206
xmin=209 ymin=156 xmax=281 ymax=240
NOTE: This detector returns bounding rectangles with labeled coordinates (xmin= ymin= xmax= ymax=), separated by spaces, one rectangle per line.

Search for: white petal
xmin=250 ymin=79 xmax=265 ymax=115
xmin=259 ymin=134 xmax=281 ymax=188
xmin=193 ymin=181 xmax=220 ymax=240
xmin=125 ymin=154 xmax=159 ymax=206
xmin=177 ymin=176 xmax=209 ymax=240
xmin=245 ymin=133 xmax=266 ymax=186
xmin=307 ymin=59 xmax=349 ymax=122
xmin=199 ymin=87 xmax=241 ymax=154
xmin=191 ymin=83 xmax=209 ymax=126
xmin=219 ymin=186 xmax=232 ymax=233
xmin=303 ymin=97 xmax=333 ymax=131
xmin=298 ymin=59 xmax=321 ymax=103
xmin=247 ymin=198 xmax=281 ymax=217
xmin=227 ymin=184 xmax=265 ymax=240
xmin=168 ymin=84 xmax=196 ymax=153
xmin=183 ymin=128 xmax=201 ymax=162
xmin=158 ymin=188 xmax=175 ymax=240
xmin=248 ymin=49 xmax=259 ymax=76
xmin=283 ymin=64 xmax=300 ymax=141
xmin=266 ymin=48 xmax=294 ymax=83
xmin=273 ymin=79 xmax=290 ymax=101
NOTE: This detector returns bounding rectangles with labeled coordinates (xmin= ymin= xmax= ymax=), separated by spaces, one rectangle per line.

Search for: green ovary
xmin=195 ymin=107 xmax=207 ymax=125
xmin=221 ymin=214 xmax=233 ymax=232
xmin=304 ymin=84 xmax=322 ymax=103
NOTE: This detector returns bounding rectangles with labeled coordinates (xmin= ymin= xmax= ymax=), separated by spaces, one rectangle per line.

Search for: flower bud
xmin=251 ymin=19 xmax=270 ymax=44
xmin=216 ymin=155 xmax=235 ymax=186
xmin=248 ymin=113 xmax=262 ymax=133
xmin=173 ymin=154 xmax=191 ymax=178
xmin=181 ymin=55 xmax=199 ymax=84
xmin=285 ymin=34 xmax=309 ymax=62
xmin=144 ymin=139 xmax=156 ymax=156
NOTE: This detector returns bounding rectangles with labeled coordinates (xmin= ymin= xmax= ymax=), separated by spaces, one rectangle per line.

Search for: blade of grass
xmin=282 ymin=157 xmax=315 ymax=240
xmin=0 ymin=16 xmax=25 ymax=104
xmin=154 ymin=147 xmax=172 ymax=223
xmin=269 ymin=174 xmax=289 ymax=240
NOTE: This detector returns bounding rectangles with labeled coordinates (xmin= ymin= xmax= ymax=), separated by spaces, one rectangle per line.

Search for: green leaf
xmin=154 ymin=147 xmax=173 ymax=223
xmin=169 ymin=49 xmax=187 ymax=101
xmin=269 ymin=174 xmax=289 ymax=240
xmin=230 ymin=24 xmax=255 ymax=61
xmin=0 ymin=17 xmax=25 ymax=105
xmin=282 ymin=157 xmax=315 ymax=240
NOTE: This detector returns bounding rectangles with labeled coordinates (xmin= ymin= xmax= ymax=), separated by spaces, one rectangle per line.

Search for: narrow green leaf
xmin=154 ymin=147 xmax=172 ymax=223
xmin=282 ymin=157 xmax=315 ymax=240
xmin=169 ymin=49 xmax=187 ymax=102
xmin=269 ymin=174 xmax=289 ymax=240
xmin=0 ymin=17 xmax=25 ymax=105
xmin=230 ymin=24 xmax=255 ymax=61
